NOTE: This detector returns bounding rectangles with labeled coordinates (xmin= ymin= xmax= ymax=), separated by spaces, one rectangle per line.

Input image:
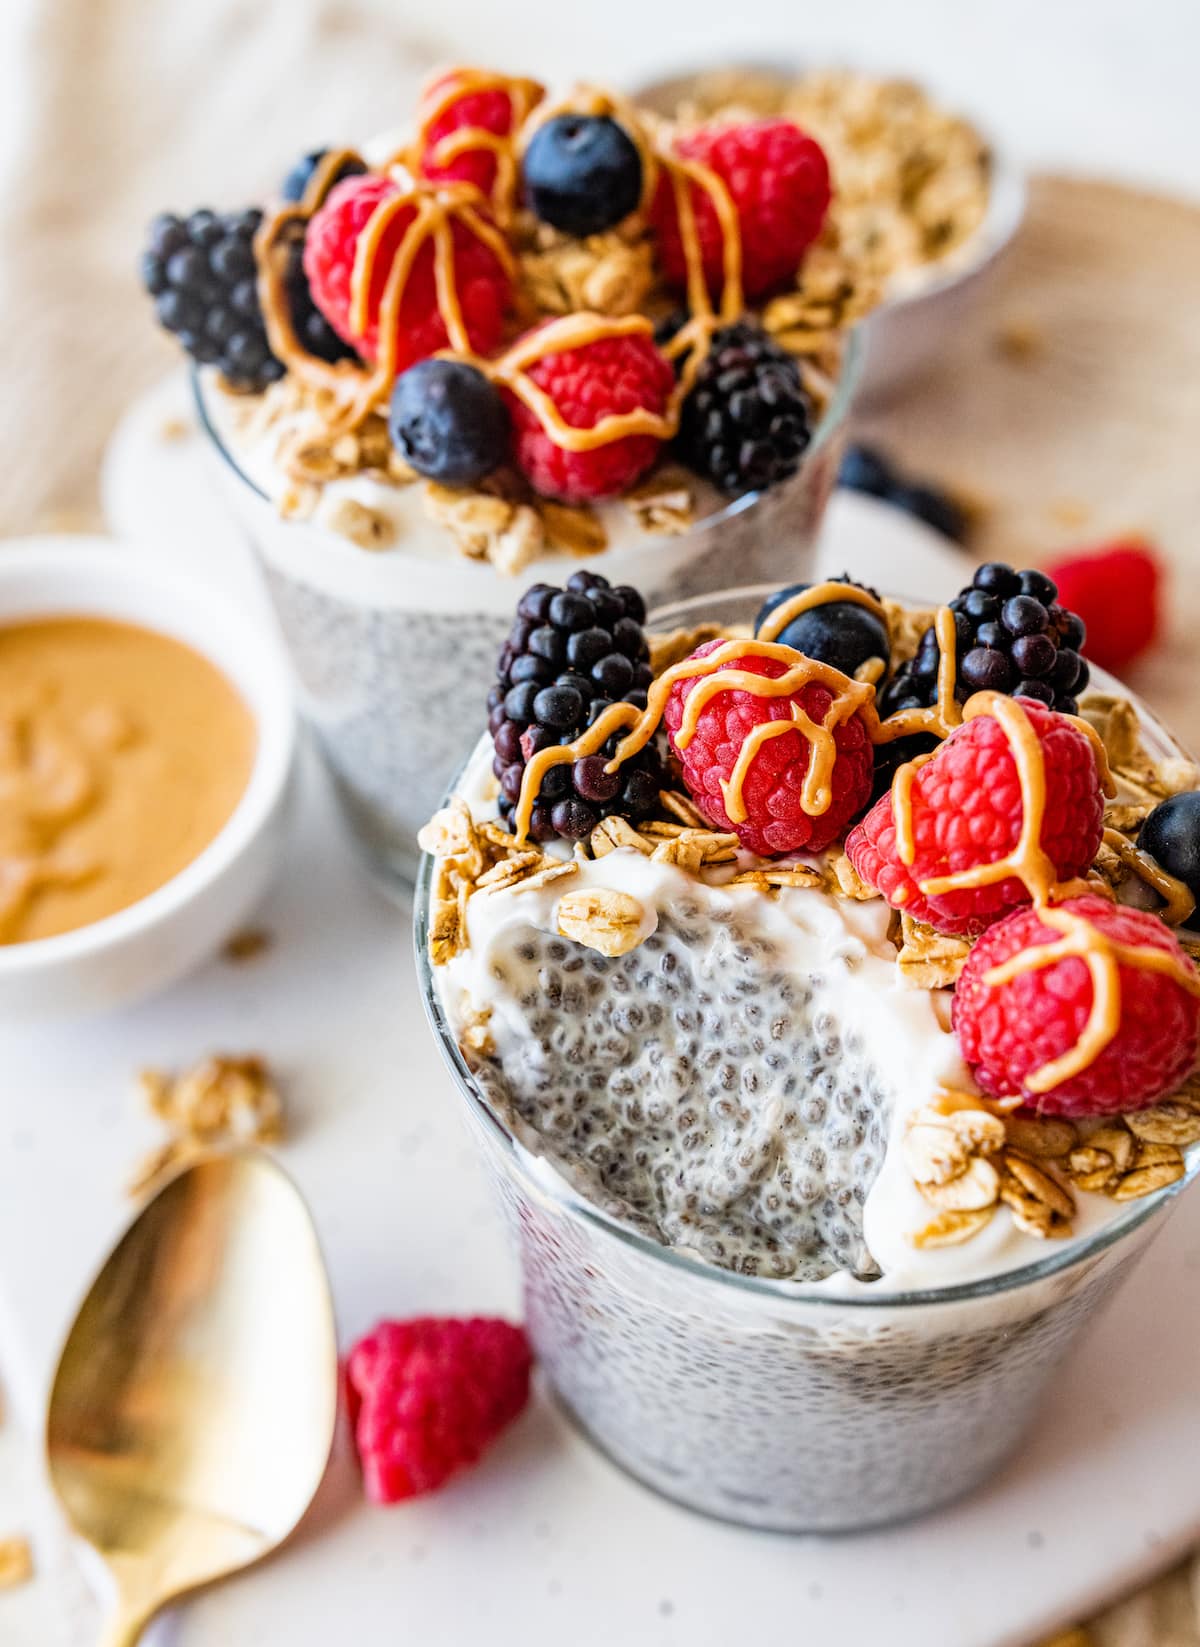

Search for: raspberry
xmin=651 ymin=119 xmax=831 ymax=302
xmin=1044 ymin=540 xmax=1162 ymax=673
xmin=303 ymin=173 xmax=510 ymax=370
xmin=416 ymin=70 xmax=529 ymax=200
xmin=506 ymin=327 xmax=675 ymax=503
xmin=345 ymin=1316 xmax=532 ymax=1504
xmin=952 ymin=896 xmax=1200 ymax=1116
xmin=662 ymin=640 xmax=874 ymax=856
xmin=846 ymin=700 xmax=1105 ymax=936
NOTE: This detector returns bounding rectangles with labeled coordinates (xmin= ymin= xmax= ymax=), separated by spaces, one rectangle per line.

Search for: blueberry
xmin=504 ymin=682 xmax=540 ymax=724
xmin=567 ymin=627 xmax=612 ymax=670
xmin=961 ymin=647 xmax=1013 ymax=692
xmin=388 ymin=359 xmax=509 ymax=486
xmin=548 ymin=591 xmax=594 ymax=631
xmin=550 ymin=797 xmax=600 ymax=840
xmin=574 ymin=754 xmax=622 ymax=804
xmin=523 ymin=114 xmax=643 ymax=237
xmin=1001 ymin=595 xmax=1049 ymax=637
xmin=890 ymin=483 xmax=968 ymax=544
xmin=593 ymin=653 xmax=635 ymax=696
xmin=1014 ymin=678 xmax=1055 ymax=705
xmin=836 ymin=444 xmax=894 ymax=497
xmin=754 ymin=583 xmax=890 ymax=678
xmin=973 ymin=562 xmax=1022 ymax=598
xmin=1010 ymin=633 xmax=1057 ymax=679
xmin=1018 ymin=568 xmax=1058 ymax=604
xmin=280 ymin=148 xmax=366 ymax=203
xmin=534 ymin=685 xmax=584 ymax=729
xmin=1139 ymin=792 xmax=1200 ymax=901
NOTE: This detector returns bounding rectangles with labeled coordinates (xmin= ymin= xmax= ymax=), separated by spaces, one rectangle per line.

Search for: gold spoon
xmin=46 ymin=1151 xmax=339 ymax=1646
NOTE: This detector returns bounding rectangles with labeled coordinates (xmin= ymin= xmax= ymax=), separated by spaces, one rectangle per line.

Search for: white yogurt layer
xmin=432 ymin=735 xmax=1153 ymax=1293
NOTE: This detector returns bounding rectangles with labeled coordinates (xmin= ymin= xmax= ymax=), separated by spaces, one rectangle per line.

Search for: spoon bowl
xmin=46 ymin=1151 xmax=338 ymax=1646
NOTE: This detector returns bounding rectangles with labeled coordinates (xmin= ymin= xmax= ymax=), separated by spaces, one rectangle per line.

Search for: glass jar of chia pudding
xmin=194 ymin=347 xmax=858 ymax=894
xmin=414 ymin=582 xmax=1200 ymax=1532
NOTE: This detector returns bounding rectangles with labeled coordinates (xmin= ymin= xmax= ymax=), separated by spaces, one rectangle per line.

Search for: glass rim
xmin=414 ymin=582 xmax=1200 ymax=1311
xmin=189 ymin=327 xmax=865 ymax=530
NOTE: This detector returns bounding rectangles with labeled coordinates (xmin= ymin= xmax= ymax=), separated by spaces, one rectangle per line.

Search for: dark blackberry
xmin=142 ymin=208 xmax=285 ymax=391
xmin=491 ymin=573 xmax=664 ymax=841
xmin=282 ymin=227 xmax=360 ymax=365
xmin=755 ymin=575 xmax=889 ymax=678
xmin=677 ymin=322 xmax=812 ymax=496
xmin=837 ymin=443 xmax=970 ymax=544
xmin=878 ymin=562 xmax=1089 ymax=723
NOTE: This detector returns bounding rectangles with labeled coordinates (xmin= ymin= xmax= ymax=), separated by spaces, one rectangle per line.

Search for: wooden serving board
xmin=858 ymin=174 xmax=1200 ymax=750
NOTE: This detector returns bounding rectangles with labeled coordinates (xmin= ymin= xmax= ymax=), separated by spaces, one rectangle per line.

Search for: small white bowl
xmin=0 ymin=538 xmax=296 ymax=1019
xmin=634 ymin=62 xmax=1026 ymax=405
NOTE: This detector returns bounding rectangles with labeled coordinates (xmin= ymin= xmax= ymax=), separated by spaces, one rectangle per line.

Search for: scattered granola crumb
xmin=222 ymin=927 xmax=274 ymax=964
xmin=1048 ymin=497 xmax=1091 ymax=529
xmin=158 ymin=414 xmax=193 ymax=443
xmin=129 ymin=1054 xmax=283 ymax=1198
xmin=0 ymin=1536 xmax=32 ymax=1590
xmin=994 ymin=316 xmax=1045 ymax=362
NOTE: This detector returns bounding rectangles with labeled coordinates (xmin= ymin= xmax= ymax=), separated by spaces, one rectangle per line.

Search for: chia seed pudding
xmin=417 ymin=577 xmax=1200 ymax=1529
xmin=144 ymin=65 xmax=877 ymax=889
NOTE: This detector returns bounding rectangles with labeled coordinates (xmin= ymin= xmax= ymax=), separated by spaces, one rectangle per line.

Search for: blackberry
xmin=755 ymin=575 xmax=889 ymax=678
xmin=521 ymin=114 xmax=643 ymax=238
xmin=282 ymin=227 xmax=360 ymax=365
xmin=490 ymin=573 xmax=663 ymax=842
xmin=677 ymin=322 xmax=812 ymax=496
xmin=878 ymin=562 xmax=1089 ymax=722
xmin=142 ymin=208 xmax=285 ymax=391
xmin=389 ymin=359 xmax=509 ymax=485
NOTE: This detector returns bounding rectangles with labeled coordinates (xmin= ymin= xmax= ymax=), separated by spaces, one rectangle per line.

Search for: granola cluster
xmin=128 ymin=1054 xmax=284 ymax=1198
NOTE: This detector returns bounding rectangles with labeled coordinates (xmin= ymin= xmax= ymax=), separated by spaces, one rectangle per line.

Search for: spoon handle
xmin=99 ymin=1599 xmax=149 ymax=1647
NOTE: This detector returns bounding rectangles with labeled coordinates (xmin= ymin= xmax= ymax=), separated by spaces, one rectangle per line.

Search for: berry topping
xmin=389 ymin=359 xmax=509 ymax=485
xmin=662 ymin=640 xmax=875 ymax=856
xmin=676 ymin=321 xmax=813 ymax=495
xmin=651 ymin=119 xmax=831 ymax=302
xmin=505 ymin=327 xmax=674 ymax=503
xmin=345 ymin=1317 xmax=532 ymax=1503
xmin=491 ymin=573 xmax=662 ymax=841
xmin=141 ymin=208 xmax=285 ymax=391
xmin=303 ymin=173 xmax=511 ymax=370
xmin=1139 ymin=792 xmax=1200 ymax=904
xmin=522 ymin=114 xmax=644 ymax=237
xmin=280 ymin=148 xmax=366 ymax=204
xmin=282 ymin=230 xmax=361 ymax=365
xmin=880 ymin=563 xmax=1089 ymax=721
xmin=846 ymin=700 xmax=1106 ymax=936
xmin=1044 ymin=540 xmax=1163 ymax=673
xmin=952 ymin=896 xmax=1200 ymax=1116
xmin=416 ymin=70 xmax=536 ymax=201
xmin=755 ymin=578 xmax=890 ymax=678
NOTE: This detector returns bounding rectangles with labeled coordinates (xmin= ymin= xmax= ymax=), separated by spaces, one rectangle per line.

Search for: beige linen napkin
xmin=0 ymin=2 xmax=1196 ymax=1640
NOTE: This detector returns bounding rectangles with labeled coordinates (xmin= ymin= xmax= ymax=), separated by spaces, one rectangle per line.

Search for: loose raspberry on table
xmin=845 ymin=699 xmax=1105 ymax=936
xmin=506 ymin=326 xmax=675 ymax=503
xmin=416 ymin=70 xmax=532 ymax=200
xmin=303 ymin=173 xmax=511 ymax=370
xmin=952 ymin=895 xmax=1200 ymax=1116
xmin=651 ymin=119 xmax=831 ymax=302
xmin=662 ymin=640 xmax=874 ymax=856
xmin=1044 ymin=539 xmax=1162 ymax=674
xmin=345 ymin=1316 xmax=533 ymax=1504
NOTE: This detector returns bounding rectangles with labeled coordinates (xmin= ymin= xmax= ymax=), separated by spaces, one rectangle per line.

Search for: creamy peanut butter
xmin=0 ymin=618 xmax=256 ymax=945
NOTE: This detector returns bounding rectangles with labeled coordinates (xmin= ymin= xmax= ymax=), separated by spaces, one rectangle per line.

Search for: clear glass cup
xmin=414 ymin=582 xmax=1200 ymax=1532
xmin=192 ymin=339 xmax=861 ymax=895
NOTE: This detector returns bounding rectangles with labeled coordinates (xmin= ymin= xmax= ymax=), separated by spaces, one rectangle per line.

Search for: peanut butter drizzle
xmin=1102 ymin=827 xmax=1196 ymax=926
xmin=409 ymin=68 xmax=545 ymax=222
xmin=982 ymin=903 xmax=1200 ymax=1093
